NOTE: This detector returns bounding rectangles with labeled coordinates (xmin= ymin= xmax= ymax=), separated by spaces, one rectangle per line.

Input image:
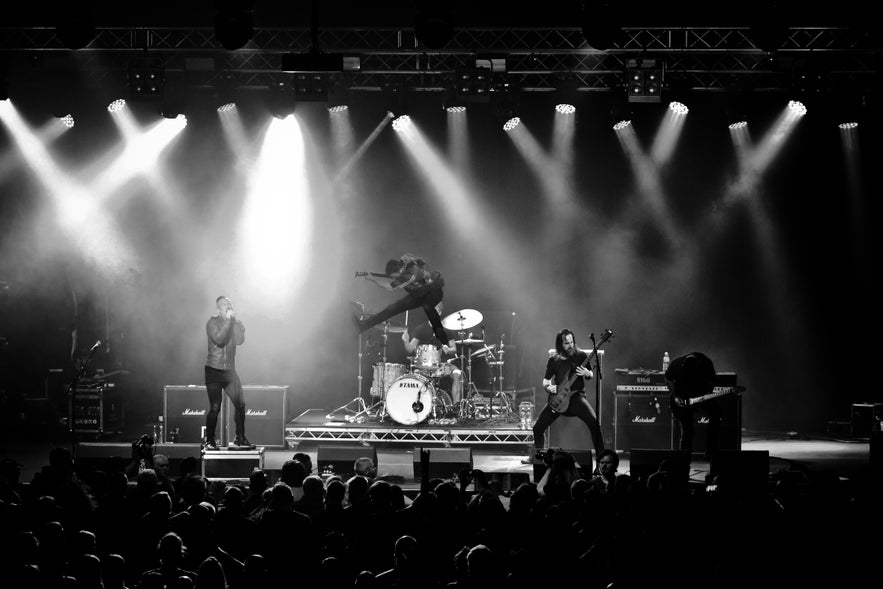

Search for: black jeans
xmin=360 ymin=283 xmax=449 ymax=345
xmin=532 ymin=393 xmax=604 ymax=465
xmin=671 ymin=396 xmax=722 ymax=458
xmin=205 ymin=371 xmax=245 ymax=440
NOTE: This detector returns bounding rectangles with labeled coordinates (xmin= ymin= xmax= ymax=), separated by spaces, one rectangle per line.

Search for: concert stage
xmin=284 ymin=408 xmax=534 ymax=448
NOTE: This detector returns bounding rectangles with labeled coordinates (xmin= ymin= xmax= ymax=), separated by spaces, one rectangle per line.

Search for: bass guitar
xmin=673 ymin=385 xmax=745 ymax=408
xmin=548 ymin=329 xmax=613 ymax=414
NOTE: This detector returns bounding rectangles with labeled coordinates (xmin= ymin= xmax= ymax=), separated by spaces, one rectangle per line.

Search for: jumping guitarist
xmin=525 ymin=329 xmax=605 ymax=471
xmin=665 ymin=351 xmax=722 ymax=460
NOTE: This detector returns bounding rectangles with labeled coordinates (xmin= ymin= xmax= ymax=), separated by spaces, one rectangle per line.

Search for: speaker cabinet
xmin=615 ymin=392 xmax=672 ymax=452
xmin=164 ymin=386 xmax=222 ymax=444
xmin=709 ymin=450 xmax=769 ymax=496
xmin=671 ymin=391 xmax=741 ymax=455
xmin=75 ymin=442 xmax=133 ymax=474
xmin=225 ymin=385 xmax=289 ymax=447
xmin=413 ymin=447 xmax=472 ymax=481
xmin=628 ymin=449 xmax=690 ymax=485
xmin=317 ymin=445 xmax=378 ymax=478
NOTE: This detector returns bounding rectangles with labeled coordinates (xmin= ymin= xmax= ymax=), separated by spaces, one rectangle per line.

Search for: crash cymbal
xmin=470 ymin=344 xmax=497 ymax=357
xmin=452 ymin=339 xmax=485 ymax=345
xmin=441 ymin=308 xmax=483 ymax=331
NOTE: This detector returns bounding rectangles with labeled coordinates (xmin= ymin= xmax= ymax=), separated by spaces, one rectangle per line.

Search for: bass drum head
xmin=385 ymin=374 xmax=435 ymax=425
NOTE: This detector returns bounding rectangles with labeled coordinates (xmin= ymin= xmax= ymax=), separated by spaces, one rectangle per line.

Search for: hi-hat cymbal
xmin=441 ymin=308 xmax=483 ymax=331
xmin=470 ymin=344 xmax=497 ymax=357
xmin=452 ymin=339 xmax=485 ymax=345
xmin=371 ymin=323 xmax=407 ymax=333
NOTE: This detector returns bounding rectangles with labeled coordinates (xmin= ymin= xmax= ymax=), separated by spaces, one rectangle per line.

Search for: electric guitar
xmin=548 ymin=329 xmax=613 ymax=414
xmin=672 ymin=385 xmax=745 ymax=408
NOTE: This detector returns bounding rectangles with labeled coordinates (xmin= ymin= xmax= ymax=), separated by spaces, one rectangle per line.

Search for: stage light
xmin=838 ymin=121 xmax=858 ymax=130
xmin=107 ymin=99 xmax=127 ymax=113
xmin=502 ymin=117 xmax=521 ymax=132
xmin=626 ymin=59 xmax=663 ymax=103
xmin=327 ymin=79 xmax=350 ymax=113
xmin=268 ymin=84 xmax=297 ymax=119
xmin=788 ymin=100 xmax=807 ymax=116
xmin=554 ymin=76 xmax=580 ymax=114
xmin=391 ymin=115 xmax=411 ymax=131
xmin=446 ymin=105 xmax=466 ymax=114
xmin=668 ymin=101 xmax=689 ymax=115
xmin=555 ymin=104 xmax=576 ymax=115
xmin=214 ymin=0 xmax=256 ymax=50
xmin=128 ymin=58 xmax=165 ymax=99
xmin=729 ymin=121 xmax=748 ymax=130
xmin=58 ymin=114 xmax=75 ymax=128
xmin=613 ymin=120 xmax=631 ymax=131
xmin=218 ymin=102 xmax=237 ymax=112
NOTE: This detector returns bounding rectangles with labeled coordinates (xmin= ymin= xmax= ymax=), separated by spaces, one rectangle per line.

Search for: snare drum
xmin=370 ymin=362 xmax=408 ymax=397
xmin=385 ymin=374 xmax=447 ymax=425
xmin=415 ymin=344 xmax=443 ymax=375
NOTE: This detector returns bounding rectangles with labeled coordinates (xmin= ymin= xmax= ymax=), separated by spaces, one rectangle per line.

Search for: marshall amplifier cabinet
xmin=614 ymin=391 xmax=672 ymax=452
xmin=670 ymin=373 xmax=741 ymax=455
xmin=225 ymin=385 xmax=289 ymax=448
xmin=164 ymin=385 xmax=225 ymax=445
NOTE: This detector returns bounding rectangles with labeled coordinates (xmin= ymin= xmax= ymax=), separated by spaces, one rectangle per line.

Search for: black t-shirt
xmin=664 ymin=352 xmax=715 ymax=399
xmin=544 ymin=350 xmax=590 ymax=395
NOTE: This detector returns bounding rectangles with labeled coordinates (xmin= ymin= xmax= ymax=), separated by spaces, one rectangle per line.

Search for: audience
xmin=0 ymin=444 xmax=875 ymax=589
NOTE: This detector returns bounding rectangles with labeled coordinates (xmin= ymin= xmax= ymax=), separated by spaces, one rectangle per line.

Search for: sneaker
xmin=203 ymin=438 xmax=219 ymax=451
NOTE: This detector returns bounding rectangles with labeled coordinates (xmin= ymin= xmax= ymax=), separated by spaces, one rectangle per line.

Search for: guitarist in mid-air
xmin=352 ymin=253 xmax=450 ymax=347
xmin=527 ymin=329 xmax=605 ymax=471
xmin=665 ymin=351 xmax=721 ymax=460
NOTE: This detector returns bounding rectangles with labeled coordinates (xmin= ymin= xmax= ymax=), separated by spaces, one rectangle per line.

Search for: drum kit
xmin=332 ymin=306 xmax=517 ymax=426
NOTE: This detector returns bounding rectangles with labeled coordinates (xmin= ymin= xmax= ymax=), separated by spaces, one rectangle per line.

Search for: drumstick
xmin=404 ymin=310 xmax=409 ymax=327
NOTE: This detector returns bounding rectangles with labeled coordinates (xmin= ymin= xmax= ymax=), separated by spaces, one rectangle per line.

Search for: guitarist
xmin=526 ymin=329 xmax=605 ymax=470
xmin=665 ymin=351 xmax=721 ymax=460
xmin=352 ymin=254 xmax=450 ymax=346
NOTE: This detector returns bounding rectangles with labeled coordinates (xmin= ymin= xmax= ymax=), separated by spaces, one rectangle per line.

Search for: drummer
xmin=403 ymin=303 xmax=463 ymax=403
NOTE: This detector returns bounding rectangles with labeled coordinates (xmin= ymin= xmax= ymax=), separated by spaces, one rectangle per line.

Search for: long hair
xmin=554 ymin=329 xmax=578 ymax=357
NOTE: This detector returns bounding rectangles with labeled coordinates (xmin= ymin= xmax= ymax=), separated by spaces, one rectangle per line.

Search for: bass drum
xmin=385 ymin=374 xmax=453 ymax=425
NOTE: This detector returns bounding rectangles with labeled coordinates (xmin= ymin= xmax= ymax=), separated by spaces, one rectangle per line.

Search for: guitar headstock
xmin=355 ymin=272 xmax=367 ymax=277
xmin=595 ymin=328 xmax=613 ymax=345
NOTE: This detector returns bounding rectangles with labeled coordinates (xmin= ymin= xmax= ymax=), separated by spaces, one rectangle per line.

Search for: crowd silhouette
xmin=0 ymin=444 xmax=880 ymax=589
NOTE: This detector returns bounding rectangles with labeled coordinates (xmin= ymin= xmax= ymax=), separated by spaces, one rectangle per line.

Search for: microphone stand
xmin=68 ymin=342 xmax=101 ymax=461
xmin=589 ymin=333 xmax=603 ymax=452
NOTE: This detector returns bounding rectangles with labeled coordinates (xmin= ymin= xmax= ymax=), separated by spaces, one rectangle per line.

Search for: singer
xmin=352 ymin=253 xmax=450 ymax=346
xmin=203 ymin=296 xmax=253 ymax=450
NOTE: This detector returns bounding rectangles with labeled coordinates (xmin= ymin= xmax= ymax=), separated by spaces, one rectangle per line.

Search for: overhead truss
xmin=2 ymin=26 xmax=880 ymax=92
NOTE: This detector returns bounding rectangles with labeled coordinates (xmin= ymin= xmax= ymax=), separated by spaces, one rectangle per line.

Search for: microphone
xmin=90 ymin=340 xmax=102 ymax=352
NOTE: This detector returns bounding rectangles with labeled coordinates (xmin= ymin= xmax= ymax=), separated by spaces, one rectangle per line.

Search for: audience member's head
xmin=292 ymin=452 xmax=313 ymax=475
xmin=345 ymin=475 xmax=370 ymax=506
xmin=270 ymin=483 xmax=294 ymax=509
xmin=180 ymin=473 xmax=208 ymax=507
xmin=354 ymin=457 xmax=377 ymax=479
xmin=325 ymin=479 xmax=347 ymax=508
xmin=153 ymin=454 xmax=171 ymax=480
xmin=222 ymin=485 xmax=244 ymax=510
xmin=101 ymin=553 xmax=127 ymax=589
xmin=157 ymin=532 xmax=185 ymax=567
xmin=248 ymin=469 xmax=269 ymax=494
xmin=195 ymin=555 xmax=226 ymax=589
xmin=302 ymin=475 xmax=325 ymax=501
xmin=280 ymin=460 xmax=307 ymax=488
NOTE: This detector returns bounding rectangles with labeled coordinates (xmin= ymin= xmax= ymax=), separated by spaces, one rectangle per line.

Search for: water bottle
xmin=662 ymin=352 xmax=670 ymax=373
xmin=157 ymin=415 xmax=164 ymax=443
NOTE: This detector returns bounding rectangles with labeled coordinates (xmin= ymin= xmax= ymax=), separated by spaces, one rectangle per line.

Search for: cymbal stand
xmin=353 ymin=322 xmax=391 ymax=422
xmin=326 ymin=330 xmax=369 ymax=422
xmin=488 ymin=337 xmax=513 ymax=418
